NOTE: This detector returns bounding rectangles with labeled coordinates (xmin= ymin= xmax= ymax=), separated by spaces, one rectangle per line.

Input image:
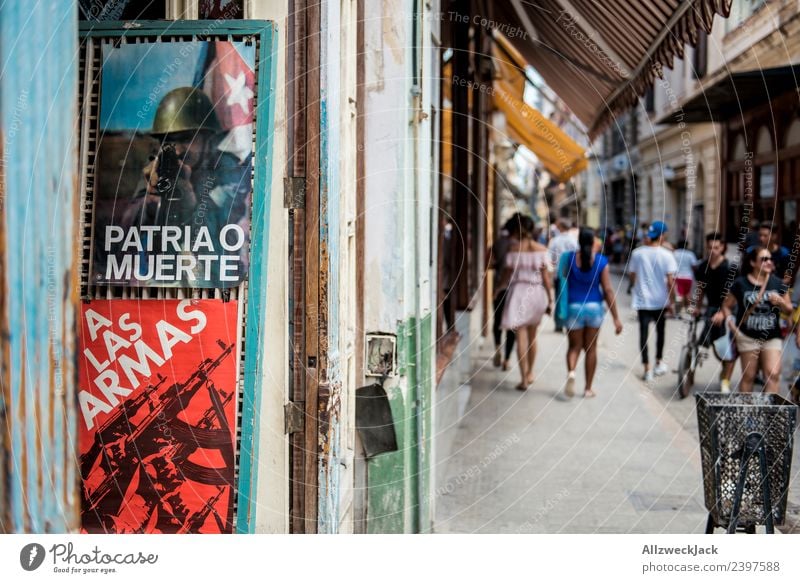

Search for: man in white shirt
xmin=628 ymin=221 xmax=678 ymax=382
xmin=672 ymin=239 xmax=699 ymax=312
xmin=547 ymin=219 xmax=579 ymax=332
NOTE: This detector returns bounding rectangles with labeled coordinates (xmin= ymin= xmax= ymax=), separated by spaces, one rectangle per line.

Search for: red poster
xmin=78 ymin=299 xmax=239 ymax=533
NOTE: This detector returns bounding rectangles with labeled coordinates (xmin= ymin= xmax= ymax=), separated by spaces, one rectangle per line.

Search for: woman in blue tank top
xmin=558 ymin=227 xmax=623 ymax=398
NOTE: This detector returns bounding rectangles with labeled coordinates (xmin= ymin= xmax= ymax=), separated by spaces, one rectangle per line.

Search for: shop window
xmin=784 ymin=200 xmax=798 ymax=249
xmin=785 ymin=119 xmax=800 ymax=147
xmin=755 ymin=126 xmax=776 ymax=199
xmin=755 ymin=126 xmax=773 ymax=154
xmin=725 ymin=0 xmax=767 ymax=33
xmin=79 ymin=0 xmax=166 ymax=20
xmin=691 ymin=204 xmax=705 ymax=256
xmin=759 ymin=165 xmax=776 ymax=198
xmin=200 ymin=0 xmax=244 ymax=19
xmin=644 ymin=84 xmax=655 ymax=114
xmin=731 ymin=134 xmax=747 ymax=160
xmin=610 ymin=118 xmax=627 ymax=156
xmin=611 ymin=178 xmax=626 ymax=227
xmin=693 ymin=31 xmax=707 ymax=79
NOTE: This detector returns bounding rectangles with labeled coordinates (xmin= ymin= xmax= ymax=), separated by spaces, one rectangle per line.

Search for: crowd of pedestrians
xmin=663 ymin=222 xmax=800 ymax=397
xmin=488 ymin=214 xmax=623 ymax=397
xmin=487 ymin=214 xmax=800 ymax=401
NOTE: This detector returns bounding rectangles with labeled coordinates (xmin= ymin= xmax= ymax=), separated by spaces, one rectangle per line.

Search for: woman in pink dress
xmin=499 ymin=215 xmax=553 ymax=390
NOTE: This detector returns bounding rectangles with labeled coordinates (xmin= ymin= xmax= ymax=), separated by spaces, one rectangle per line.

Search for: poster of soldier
xmin=93 ymin=41 xmax=255 ymax=288
xmin=78 ymin=300 xmax=239 ymax=533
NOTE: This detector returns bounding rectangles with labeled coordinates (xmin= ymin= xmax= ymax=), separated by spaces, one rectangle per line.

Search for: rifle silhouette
xmin=178 ymin=486 xmax=226 ymax=533
xmin=80 ymin=374 xmax=167 ymax=483
xmin=125 ymin=389 xmax=236 ymax=534
xmin=83 ymin=340 xmax=234 ymax=514
xmin=144 ymin=386 xmax=234 ymax=476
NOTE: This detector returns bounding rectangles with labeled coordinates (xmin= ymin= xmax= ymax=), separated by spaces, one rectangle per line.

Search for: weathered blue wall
xmin=0 ymin=1 xmax=79 ymax=532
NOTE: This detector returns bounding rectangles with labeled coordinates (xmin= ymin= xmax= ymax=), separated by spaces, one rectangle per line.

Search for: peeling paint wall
xmin=336 ymin=0 xmax=360 ymax=534
xmin=363 ymin=0 xmax=413 ymax=533
xmin=362 ymin=0 xmax=440 ymax=533
xmin=364 ymin=0 xmax=409 ymax=332
xmin=0 ymin=0 xmax=79 ymax=533
xmin=318 ymin=0 xmax=359 ymax=533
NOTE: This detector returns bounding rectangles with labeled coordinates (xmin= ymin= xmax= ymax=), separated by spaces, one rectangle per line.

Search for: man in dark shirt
xmin=762 ymin=222 xmax=792 ymax=283
xmin=692 ymin=232 xmax=736 ymax=392
xmin=745 ymin=222 xmax=791 ymax=283
xmin=743 ymin=220 xmax=760 ymax=254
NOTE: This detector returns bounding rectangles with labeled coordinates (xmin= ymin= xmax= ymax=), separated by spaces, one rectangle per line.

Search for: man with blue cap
xmin=628 ymin=221 xmax=678 ymax=383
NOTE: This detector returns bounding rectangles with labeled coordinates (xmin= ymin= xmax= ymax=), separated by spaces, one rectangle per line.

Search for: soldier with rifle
xmin=118 ymin=87 xmax=251 ymax=287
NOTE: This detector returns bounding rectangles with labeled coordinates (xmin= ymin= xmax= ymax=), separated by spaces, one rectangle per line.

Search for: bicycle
xmin=676 ymin=313 xmax=710 ymax=399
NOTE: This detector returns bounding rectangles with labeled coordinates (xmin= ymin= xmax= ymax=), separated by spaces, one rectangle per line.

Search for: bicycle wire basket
xmin=696 ymin=392 xmax=797 ymax=532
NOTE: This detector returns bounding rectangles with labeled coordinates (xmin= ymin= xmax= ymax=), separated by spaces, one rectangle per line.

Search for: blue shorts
xmin=566 ymin=302 xmax=605 ymax=330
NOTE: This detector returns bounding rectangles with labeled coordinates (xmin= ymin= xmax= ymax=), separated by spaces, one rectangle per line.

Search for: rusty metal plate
xmin=356 ymin=384 xmax=398 ymax=458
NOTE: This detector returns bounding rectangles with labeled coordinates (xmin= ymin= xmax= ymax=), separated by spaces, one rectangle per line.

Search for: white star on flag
xmin=224 ymin=72 xmax=254 ymax=114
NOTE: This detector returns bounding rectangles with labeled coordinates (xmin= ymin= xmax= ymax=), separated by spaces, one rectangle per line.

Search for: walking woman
xmin=487 ymin=216 xmax=517 ymax=370
xmin=559 ymin=227 xmax=623 ymax=398
xmin=500 ymin=215 xmax=552 ymax=390
xmin=721 ymin=246 xmax=793 ymax=393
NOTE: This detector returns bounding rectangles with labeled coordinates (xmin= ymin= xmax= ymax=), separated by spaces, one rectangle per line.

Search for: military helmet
xmin=151 ymin=87 xmax=221 ymax=135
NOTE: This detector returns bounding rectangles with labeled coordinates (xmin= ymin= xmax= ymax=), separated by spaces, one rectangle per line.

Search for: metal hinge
xmin=284 ymin=401 xmax=305 ymax=434
xmin=284 ymin=177 xmax=306 ymax=209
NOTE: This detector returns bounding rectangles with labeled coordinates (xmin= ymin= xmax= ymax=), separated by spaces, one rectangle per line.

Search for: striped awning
xmin=492 ymin=0 xmax=732 ymax=137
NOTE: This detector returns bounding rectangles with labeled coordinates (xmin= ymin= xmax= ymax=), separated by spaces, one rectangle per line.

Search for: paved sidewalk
xmin=434 ymin=278 xmax=795 ymax=533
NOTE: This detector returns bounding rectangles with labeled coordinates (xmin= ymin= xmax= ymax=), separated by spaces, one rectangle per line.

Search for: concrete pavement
xmin=434 ymin=275 xmax=800 ymax=533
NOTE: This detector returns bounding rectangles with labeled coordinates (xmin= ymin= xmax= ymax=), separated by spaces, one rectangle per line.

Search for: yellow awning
xmin=491 ymin=36 xmax=586 ymax=183
xmin=493 ymin=82 xmax=587 ymax=183
xmin=441 ymin=62 xmax=452 ymax=178
xmin=493 ymin=36 xmax=526 ymax=98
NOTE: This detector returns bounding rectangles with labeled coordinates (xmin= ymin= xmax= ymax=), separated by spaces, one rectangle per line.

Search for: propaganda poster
xmin=78 ymin=299 xmax=239 ymax=533
xmin=93 ymin=41 xmax=256 ymax=288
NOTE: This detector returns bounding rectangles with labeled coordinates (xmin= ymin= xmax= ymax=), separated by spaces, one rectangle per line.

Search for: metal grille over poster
xmin=78 ymin=299 xmax=239 ymax=533
xmin=93 ymin=40 xmax=255 ymax=288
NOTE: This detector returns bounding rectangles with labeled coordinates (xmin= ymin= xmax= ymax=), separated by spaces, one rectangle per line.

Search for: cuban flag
xmin=197 ymin=41 xmax=255 ymax=162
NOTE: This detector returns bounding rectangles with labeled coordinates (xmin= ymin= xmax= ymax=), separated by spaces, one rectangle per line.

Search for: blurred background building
xmin=636 ymin=0 xmax=800 ymax=253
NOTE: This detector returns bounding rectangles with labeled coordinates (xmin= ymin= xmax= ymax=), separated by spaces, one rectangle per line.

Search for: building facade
xmin=638 ymin=0 xmax=800 ymax=252
xmin=597 ymin=110 xmax=640 ymax=234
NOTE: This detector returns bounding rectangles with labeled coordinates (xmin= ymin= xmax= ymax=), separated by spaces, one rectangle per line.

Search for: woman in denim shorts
xmin=559 ymin=228 xmax=623 ymax=397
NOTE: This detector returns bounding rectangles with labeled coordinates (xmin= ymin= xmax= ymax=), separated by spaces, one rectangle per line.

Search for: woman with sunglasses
xmin=721 ymin=246 xmax=793 ymax=393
